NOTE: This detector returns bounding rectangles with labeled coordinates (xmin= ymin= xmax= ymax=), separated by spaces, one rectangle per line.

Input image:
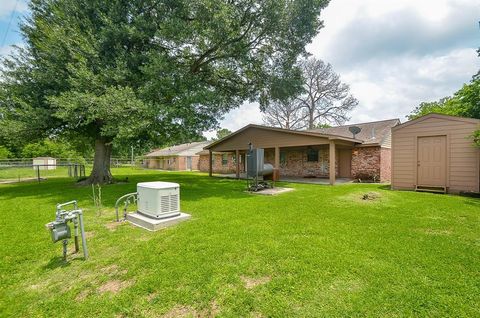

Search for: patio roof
xmin=204 ymin=124 xmax=362 ymax=152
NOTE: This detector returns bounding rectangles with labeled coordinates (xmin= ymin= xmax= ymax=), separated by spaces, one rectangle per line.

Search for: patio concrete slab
xmin=248 ymin=187 xmax=294 ymax=195
xmin=213 ymin=173 xmax=353 ymax=185
xmin=279 ymin=177 xmax=353 ymax=185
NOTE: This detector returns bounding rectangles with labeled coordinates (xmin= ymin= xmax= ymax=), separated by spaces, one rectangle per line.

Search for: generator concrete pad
xmin=249 ymin=187 xmax=294 ymax=195
xmin=126 ymin=212 xmax=191 ymax=231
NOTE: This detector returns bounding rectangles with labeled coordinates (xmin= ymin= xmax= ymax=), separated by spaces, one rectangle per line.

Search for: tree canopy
xmin=408 ymin=76 xmax=480 ymax=147
xmin=20 ymin=138 xmax=84 ymax=160
xmin=0 ymin=146 xmax=13 ymax=159
xmin=215 ymin=128 xmax=232 ymax=140
xmin=0 ymin=0 xmax=329 ymax=183
xmin=408 ymin=80 xmax=480 ymax=121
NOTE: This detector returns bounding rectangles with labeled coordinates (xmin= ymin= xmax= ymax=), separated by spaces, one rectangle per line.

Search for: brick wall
xmin=380 ymin=148 xmax=391 ymax=182
xmin=145 ymin=156 xmax=201 ymax=171
xmin=351 ymin=147 xmax=381 ymax=182
xmin=191 ymin=156 xmax=200 ymax=171
xmin=265 ymin=147 xmax=339 ymax=177
xmin=146 ymin=158 xmax=158 ymax=169
xmin=178 ymin=157 xmax=185 ymax=170
xmin=162 ymin=156 xmax=179 ymax=170
xmin=199 ymin=153 xmax=238 ymax=174
xmin=198 ymin=146 xmax=389 ymax=181
xmin=199 ymin=155 xmax=209 ymax=172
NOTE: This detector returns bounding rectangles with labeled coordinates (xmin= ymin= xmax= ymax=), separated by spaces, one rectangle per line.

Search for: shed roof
xmin=145 ymin=141 xmax=211 ymax=157
xmin=307 ymin=118 xmax=400 ymax=145
xmin=392 ymin=113 xmax=480 ymax=131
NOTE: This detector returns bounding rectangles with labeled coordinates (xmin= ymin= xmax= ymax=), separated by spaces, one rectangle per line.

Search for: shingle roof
xmin=308 ymin=119 xmax=400 ymax=145
xmin=203 ymin=123 xmax=362 ymax=150
xmin=145 ymin=141 xmax=211 ymax=157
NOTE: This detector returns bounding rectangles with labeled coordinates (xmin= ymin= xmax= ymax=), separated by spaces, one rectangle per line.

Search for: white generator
xmin=137 ymin=182 xmax=181 ymax=219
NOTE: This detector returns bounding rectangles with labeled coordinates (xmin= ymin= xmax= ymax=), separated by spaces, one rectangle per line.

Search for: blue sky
xmin=1 ymin=0 xmax=479 ymax=139
xmin=217 ymin=0 xmax=480 ymax=138
xmin=0 ymin=0 xmax=28 ymax=56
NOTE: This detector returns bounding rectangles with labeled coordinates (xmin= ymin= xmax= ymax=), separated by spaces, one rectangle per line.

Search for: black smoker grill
xmin=246 ymin=143 xmax=274 ymax=191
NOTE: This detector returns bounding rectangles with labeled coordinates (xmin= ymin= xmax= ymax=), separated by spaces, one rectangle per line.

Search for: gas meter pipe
xmin=114 ymin=192 xmax=137 ymax=222
xmin=50 ymin=200 xmax=89 ymax=260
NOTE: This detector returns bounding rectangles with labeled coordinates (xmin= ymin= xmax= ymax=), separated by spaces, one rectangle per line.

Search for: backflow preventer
xmin=46 ymin=200 xmax=88 ymax=261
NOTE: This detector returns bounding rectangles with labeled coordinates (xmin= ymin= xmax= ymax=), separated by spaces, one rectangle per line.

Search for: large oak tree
xmin=0 ymin=0 xmax=329 ymax=184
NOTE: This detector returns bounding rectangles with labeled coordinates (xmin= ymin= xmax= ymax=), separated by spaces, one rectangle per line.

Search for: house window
xmin=232 ymin=154 xmax=236 ymax=165
xmin=222 ymin=154 xmax=228 ymax=166
xmin=307 ymin=148 xmax=318 ymax=162
xmin=280 ymin=151 xmax=286 ymax=165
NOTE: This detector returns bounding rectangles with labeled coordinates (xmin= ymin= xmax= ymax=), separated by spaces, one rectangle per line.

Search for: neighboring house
xmin=196 ymin=150 xmax=239 ymax=174
xmin=391 ymin=113 xmax=480 ymax=193
xmin=202 ymin=119 xmax=400 ymax=184
xmin=144 ymin=141 xmax=211 ymax=171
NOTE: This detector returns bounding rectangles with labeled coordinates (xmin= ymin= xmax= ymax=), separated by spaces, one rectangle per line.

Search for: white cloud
xmin=344 ymin=48 xmax=480 ymax=124
xmin=0 ymin=0 xmax=28 ymax=20
xmin=0 ymin=42 xmax=22 ymax=57
xmin=203 ymin=102 xmax=263 ymax=139
xmin=212 ymin=0 xmax=479 ymax=134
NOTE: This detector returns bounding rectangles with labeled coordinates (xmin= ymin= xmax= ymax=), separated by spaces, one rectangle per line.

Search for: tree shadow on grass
xmin=0 ymin=172 xmax=254 ymax=206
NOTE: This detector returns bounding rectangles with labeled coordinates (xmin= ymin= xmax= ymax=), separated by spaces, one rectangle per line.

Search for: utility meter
xmin=46 ymin=200 xmax=88 ymax=261
xmin=48 ymin=220 xmax=71 ymax=243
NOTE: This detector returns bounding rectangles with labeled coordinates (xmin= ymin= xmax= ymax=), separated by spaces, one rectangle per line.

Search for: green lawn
xmin=1 ymin=168 xmax=479 ymax=317
xmin=0 ymin=166 xmax=72 ymax=181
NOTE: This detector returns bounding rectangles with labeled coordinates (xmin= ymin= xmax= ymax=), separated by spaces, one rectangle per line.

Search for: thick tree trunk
xmin=79 ymin=138 xmax=113 ymax=185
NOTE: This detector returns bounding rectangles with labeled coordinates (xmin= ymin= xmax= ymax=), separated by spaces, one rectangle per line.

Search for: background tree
xmin=0 ymin=146 xmax=13 ymax=159
xmin=262 ymin=98 xmax=306 ymax=129
xmin=407 ymin=97 xmax=457 ymax=120
xmin=0 ymin=0 xmax=329 ymax=184
xmin=20 ymin=138 xmax=84 ymax=161
xmin=408 ymin=78 xmax=479 ymax=147
xmin=314 ymin=123 xmax=332 ymax=128
xmin=409 ymin=81 xmax=479 ymax=120
xmin=216 ymin=128 xmax=232 ymax=140
xmin=296 ymin=57 xmax=358 ymax=129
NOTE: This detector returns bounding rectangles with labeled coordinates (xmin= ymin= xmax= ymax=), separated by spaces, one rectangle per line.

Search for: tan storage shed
xmin=391 ymin=113 xmax=480 ymax=193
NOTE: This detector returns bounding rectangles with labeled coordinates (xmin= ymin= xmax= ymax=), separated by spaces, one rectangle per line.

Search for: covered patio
xmin=203 ymin=124 xmax=361 ymax=185
xmin=211 ymin=172 xmax=354 ymax=185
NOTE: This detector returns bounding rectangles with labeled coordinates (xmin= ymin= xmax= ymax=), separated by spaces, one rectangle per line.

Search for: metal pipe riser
xmin=47 ymin=202 xmax=88 ymax=261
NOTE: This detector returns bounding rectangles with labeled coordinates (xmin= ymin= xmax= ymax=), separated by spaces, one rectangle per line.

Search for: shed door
xmin=417 ymin=136 xmax=446 ymax=187
xmin=186 ymin=156 xmax=192 ymax=170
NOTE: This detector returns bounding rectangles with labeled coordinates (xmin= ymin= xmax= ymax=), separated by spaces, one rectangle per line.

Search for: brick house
xmin=197 ymin=150 xmax=238 ymax=174
xmin=144 ymin=141 xmax=210 ymax=171
xmin=202 ymin=119 xmax=400 ymax=184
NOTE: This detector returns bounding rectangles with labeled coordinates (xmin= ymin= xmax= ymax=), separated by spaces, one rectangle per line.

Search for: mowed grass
xmin=0 ymin=168 xmax=479 ymax=317
xmin=0 ymin=166 xmax=72 ymax=181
